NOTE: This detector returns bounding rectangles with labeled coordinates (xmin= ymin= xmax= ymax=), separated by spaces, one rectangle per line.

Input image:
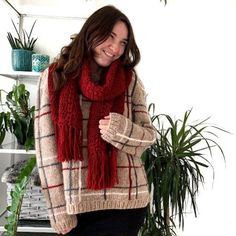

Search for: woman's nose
xmin=110 ymin=43 xmax=120 ymax=55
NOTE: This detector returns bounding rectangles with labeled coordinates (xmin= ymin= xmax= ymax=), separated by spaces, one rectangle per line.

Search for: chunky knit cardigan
xmin=35 ymin=68 xmax=157 ymax=232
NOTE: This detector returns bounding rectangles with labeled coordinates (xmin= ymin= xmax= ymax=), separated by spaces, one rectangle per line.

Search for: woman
xmin=35 ymin=5 xmax=156 ymax=236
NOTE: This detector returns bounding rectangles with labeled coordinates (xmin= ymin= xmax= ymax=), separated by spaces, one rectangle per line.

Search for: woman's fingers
xmin=99 ymin=115 xmax=111 ymax=134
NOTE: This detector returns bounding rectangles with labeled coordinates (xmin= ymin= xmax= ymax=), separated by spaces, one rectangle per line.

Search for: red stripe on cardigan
xmin=133 ymin=110 xmax=148 ymax=114
xmin=35 ymin=111 xmax=51 ymax=119
xmin=42 ymin=183 xmax=63 ymax=190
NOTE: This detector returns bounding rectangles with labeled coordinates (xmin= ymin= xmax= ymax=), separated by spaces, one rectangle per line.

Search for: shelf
xmin=0 ymin=71 xmax=41 ymax=80
xmin=0 ymin=149 xmax=36 ymax=155
xmin=0 ymin=142 xmax=36 ymax=155
xmin=0 ymin=210 xmax=54 ymax=233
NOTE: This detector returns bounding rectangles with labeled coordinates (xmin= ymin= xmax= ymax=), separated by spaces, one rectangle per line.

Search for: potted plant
xmin=0 ymin=84 xmax=35 ymax=150
xmin=7 ymin=19 xmax=37 ymax=71
xmin=139 ymin=104 xmax=228 ymax=236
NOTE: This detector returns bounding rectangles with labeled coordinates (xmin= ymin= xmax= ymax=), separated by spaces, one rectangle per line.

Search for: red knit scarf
xmin=48 ymin=60 xmax=132 ymax=190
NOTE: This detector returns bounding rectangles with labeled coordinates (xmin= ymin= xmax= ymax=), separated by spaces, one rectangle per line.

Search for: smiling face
xmin=93 ymin=21 xmax=128 ymax=67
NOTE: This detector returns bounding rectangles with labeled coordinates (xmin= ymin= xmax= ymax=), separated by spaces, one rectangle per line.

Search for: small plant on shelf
xmin=7 ymin=19 xmax=38 ymax=71
xmin=0 ymin=84 xmax=35 ymax=150
xmin=7 ymin=19 xmax=37 ymax=51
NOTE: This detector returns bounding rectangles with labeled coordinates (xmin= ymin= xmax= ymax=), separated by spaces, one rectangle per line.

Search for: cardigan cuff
xmin=101 ymin=112 xmax=123 ymax=144
xmin=50 ymin=213 xmax=77 ymax=234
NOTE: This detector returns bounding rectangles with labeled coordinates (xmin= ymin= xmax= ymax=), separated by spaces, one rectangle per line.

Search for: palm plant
xmin=140 ymin=103 xmax=227 ymax=236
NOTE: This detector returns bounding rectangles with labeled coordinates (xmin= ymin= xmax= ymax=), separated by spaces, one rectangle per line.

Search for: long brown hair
xmin=53 ymin=5 xmax=140 ymax=91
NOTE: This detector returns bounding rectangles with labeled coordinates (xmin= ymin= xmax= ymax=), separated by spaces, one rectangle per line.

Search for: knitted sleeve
xmin=34 ymin=69 xmax=77 ymax=233
xmin=101 ymin=76 xmax=157 ymax=157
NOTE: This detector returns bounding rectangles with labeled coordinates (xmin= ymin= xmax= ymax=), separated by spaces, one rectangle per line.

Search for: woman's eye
xmin=121 ymin=41 xmax=127 ymax=47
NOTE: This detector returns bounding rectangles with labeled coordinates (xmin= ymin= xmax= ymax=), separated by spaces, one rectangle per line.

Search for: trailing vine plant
xmin=4 ymin=156 xmax=36 ymax=236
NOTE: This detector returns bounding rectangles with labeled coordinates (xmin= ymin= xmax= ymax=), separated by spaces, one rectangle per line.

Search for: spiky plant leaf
xmin=6 ymin=19 xmax=37 ymax=51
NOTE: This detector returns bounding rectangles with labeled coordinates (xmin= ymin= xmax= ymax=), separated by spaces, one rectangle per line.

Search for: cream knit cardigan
xmin=35 ymin=68 xmax=156 ymax=232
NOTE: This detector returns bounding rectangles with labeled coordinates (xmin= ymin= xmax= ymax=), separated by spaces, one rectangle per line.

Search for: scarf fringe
xmin=87 ymin=148 xmax=118 ymax=190
xmin=56 ymin=124 xmax=83 ymax=162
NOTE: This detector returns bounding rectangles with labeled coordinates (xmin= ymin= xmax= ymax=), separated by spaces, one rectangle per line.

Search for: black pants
xmin=66 ymin=207 xmax=147 ymax=236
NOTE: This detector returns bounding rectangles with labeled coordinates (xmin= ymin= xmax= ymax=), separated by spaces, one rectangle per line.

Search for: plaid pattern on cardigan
xmin=35 ymin=68 xmax=157 ymax=232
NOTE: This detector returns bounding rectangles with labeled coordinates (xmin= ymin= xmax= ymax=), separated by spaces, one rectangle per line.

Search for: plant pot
xmin=32 ymin=54 xmax=50 ymax=72
xmin=11 ymin=49 xmax=34 ymax=71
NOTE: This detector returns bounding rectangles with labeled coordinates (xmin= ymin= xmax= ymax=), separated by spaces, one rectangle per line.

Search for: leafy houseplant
xmin=7 ymin=84 xmax=35 ymax=150
xmin=0 ymin=84 xmax=35 ymax=150
xmin=140 ymin=104 xmax=227 ymax=236
xmin=7 ymin=19 xmax=37 ymax=71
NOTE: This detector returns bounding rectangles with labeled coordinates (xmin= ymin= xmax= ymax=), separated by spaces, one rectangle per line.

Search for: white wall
xmin=0 ymin=1 xmax=19 ymax=71
xmin=22 ymin=17 xmax=86 ymax=63
xmin=0 ymin=0 xmax=236 ymax=235
xmin=97 ymin=0 xmax=236 ymax=235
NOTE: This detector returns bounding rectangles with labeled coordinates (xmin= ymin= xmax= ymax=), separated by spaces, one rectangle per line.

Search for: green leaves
xmin=4 ymin=157 xmax=36 ymax=236
xmin=0 ymin=111 xmax=11 ymax=145
xmin=7 ymin=19 xmax=37 ymax=51
xmin=140 ymin=104 xmax=228 ymax=235
xmin=0 ymin=112 xmax=6 ymax=145
xmin=1 ymin=84 xmax=35 ymax=150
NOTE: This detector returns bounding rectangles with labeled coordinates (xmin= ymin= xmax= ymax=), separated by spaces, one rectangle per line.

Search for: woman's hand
xmin=99 ymin=115 xmax=110 ymax=135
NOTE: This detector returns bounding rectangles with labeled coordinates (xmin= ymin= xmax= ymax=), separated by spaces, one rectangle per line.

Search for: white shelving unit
xmin=0 ymin=204 xmax=53 ymax=233
xmin=0 ymin=71 xmax=41 ymax=80
xmin=0 ymin=71 xmax=54 ymax=234
xmin=0 ymin=142 xmax=36 ymax=155
xmin=0 ymin=0 xmax=89 ymax=233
